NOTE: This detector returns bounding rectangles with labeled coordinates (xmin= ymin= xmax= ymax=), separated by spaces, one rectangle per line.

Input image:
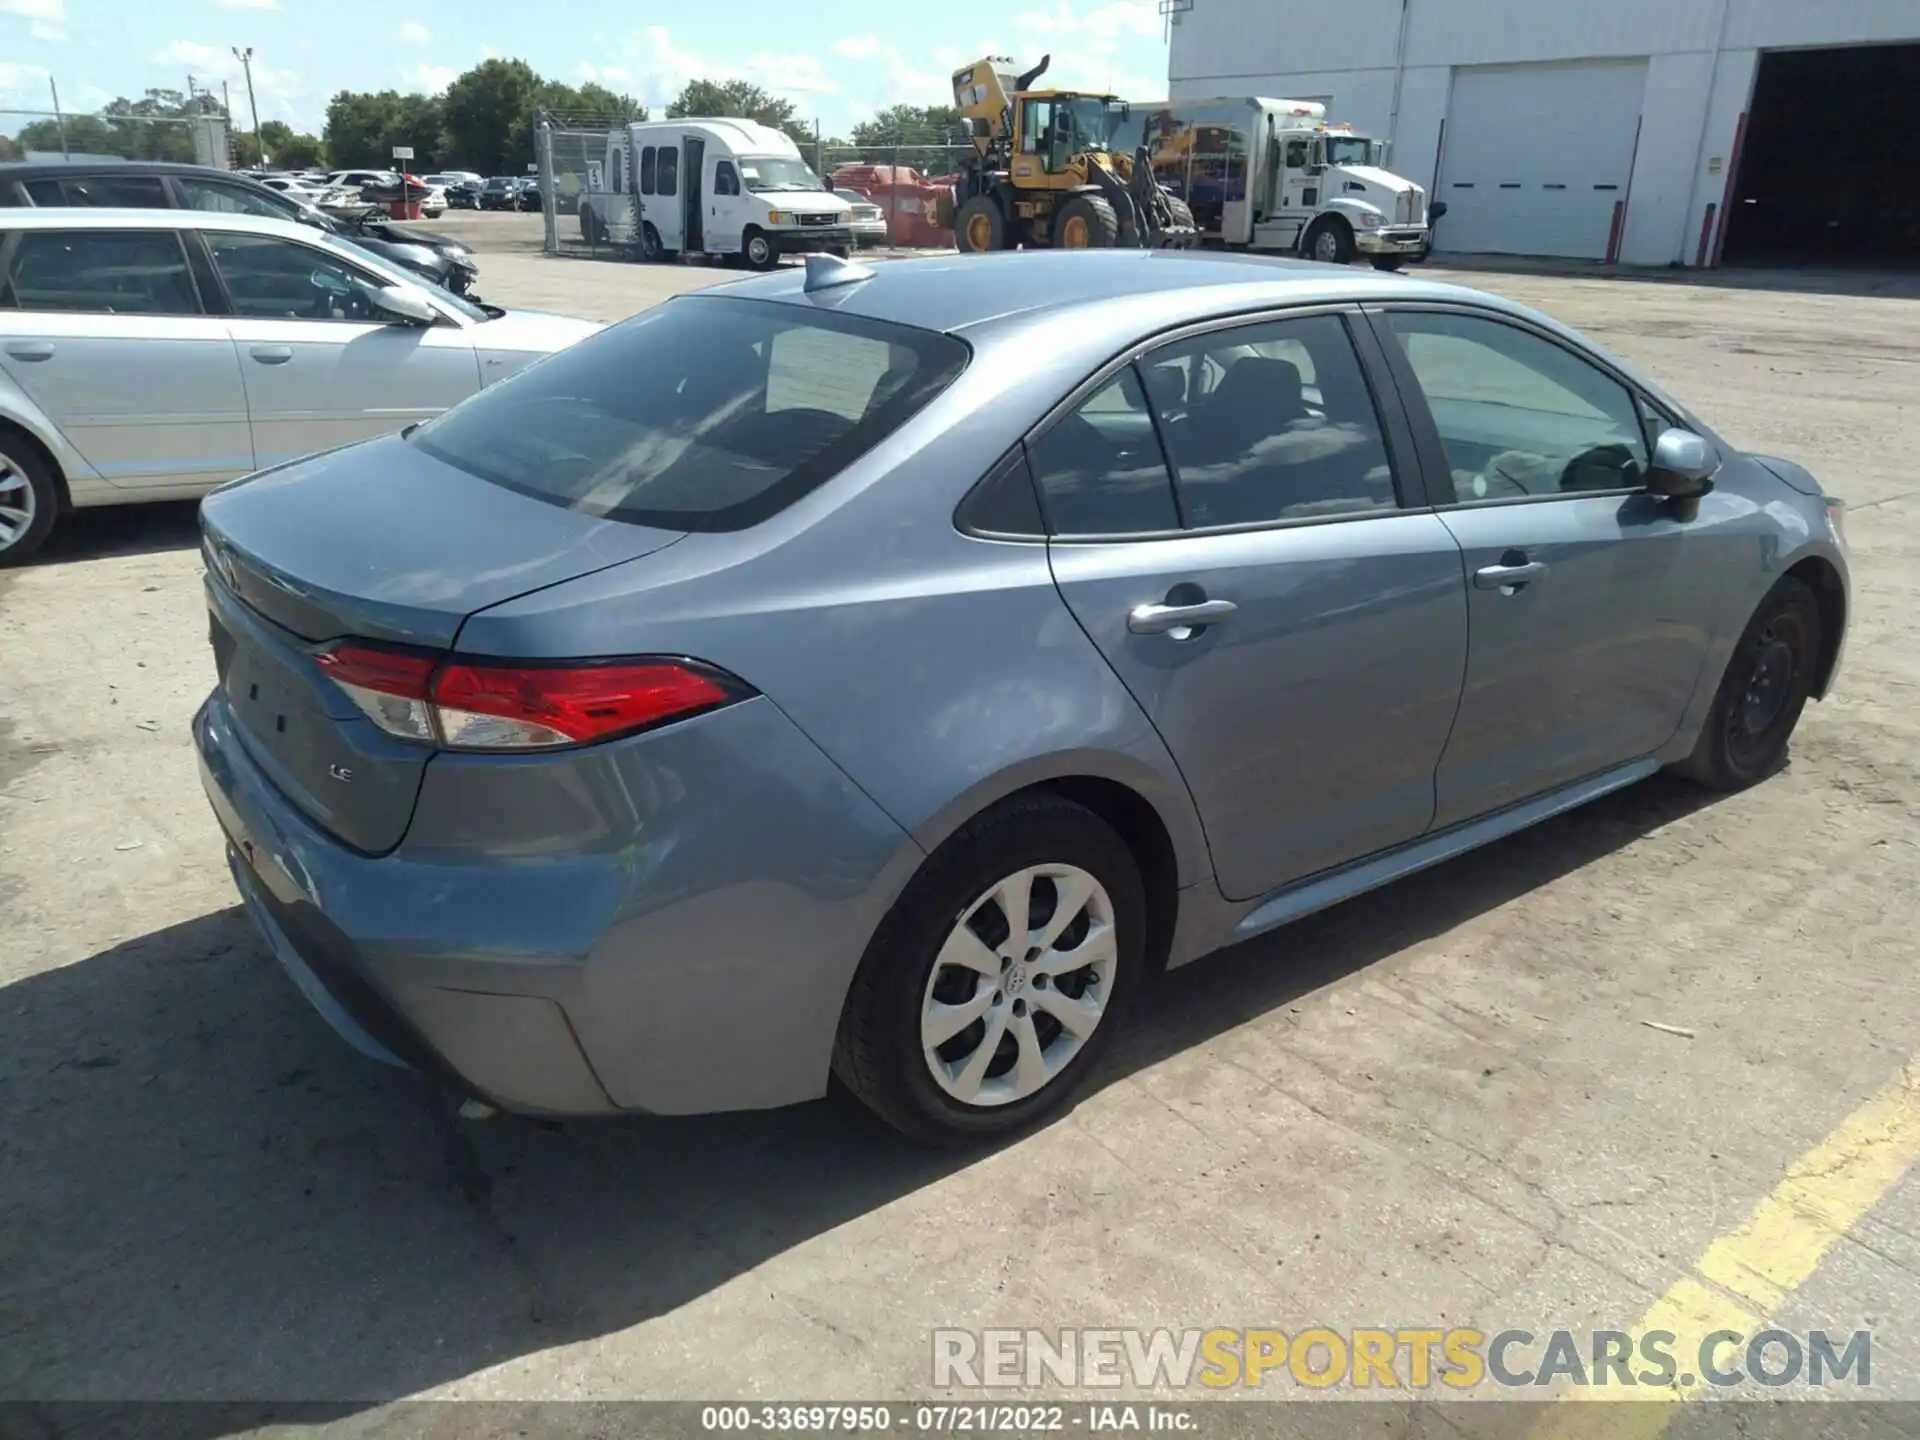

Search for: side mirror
xmin=1429 ymin=199 xmax=1448 ymax=221
xmin=1648 ymin=426 xmax=1719 ymax=498
xmin=372 ymin=285 xmax=437 ymax=326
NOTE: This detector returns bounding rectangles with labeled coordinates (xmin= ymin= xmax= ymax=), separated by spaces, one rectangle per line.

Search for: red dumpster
xmin=830 ymin=164 xmax=952 ymax=248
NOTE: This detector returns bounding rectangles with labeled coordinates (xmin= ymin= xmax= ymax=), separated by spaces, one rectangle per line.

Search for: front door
xmin=198 ymin=230 xmax=482 ymax=470
xmin=683 ymin=136 xmax=706 ymax=252
xmin=708 ymin=158 xmax=747 ymax=253
xmin=1372 ymin=306 xmax=1717 ymax=827
xmin=0 ymin=226 xmax=252 ymax=489
xmin=1041 ymin=309 xmax=1469 ymax=901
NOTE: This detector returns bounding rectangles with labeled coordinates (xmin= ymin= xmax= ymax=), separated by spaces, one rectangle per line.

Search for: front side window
xmin=204 ymin=232 xmax=397 ymax=322
xmin=1028 ymin=367 xmax=1181 ymax=535
xmin=657 ymin=145 xmax=679 ymax=197
xmin=2 ymin=229 xmax=202 ymax=315
xmin=1146 ymin=313 xmax=1398 ymax=526
xmin=714 ymin=161 xmax=740 ymax=197
xmin=1385 ymin=310 xmax=1650 ymax=502
xmin=175 ymin=176 xmax=296 ymax=220
xmin=411 ymin=295 xmax=969 ymax=531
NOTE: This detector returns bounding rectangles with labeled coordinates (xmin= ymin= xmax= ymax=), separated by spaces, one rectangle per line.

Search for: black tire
xmin=639 ymin=222 xmax=666 ymax=263
xmin=1303 ymin=217 xmax=1355 ymax=265
xmin=1672 ymin=577 xmax=1822 ymax=791
xmin=0 ymin=430 xmax=59 ymax=567
xmin=579 ymin=208 xmax=603 ymax=244
xmin=743 ymin=227 xmax=779 ymax=270
xmin=833 ymin=793 xmax=1147 ymax=1146
xmin=1370 ymin=255 xmax=1405 ymax=272
xmin=954 ymin=195 xmax=1008 ymax=253
xmin=1054 ymin=194 xmax=1120 ymax=249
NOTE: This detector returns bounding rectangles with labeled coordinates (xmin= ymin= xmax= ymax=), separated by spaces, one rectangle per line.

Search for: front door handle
xmin=249 ymin=345 xmax=293 ymax=365
xmin=4 ymin=342 xmax=54 ymax=362
xmin=1474 ymin=561 xmax=1548 ymax=591
xmin=1128 ymin=598 xmax=1237 ymax=636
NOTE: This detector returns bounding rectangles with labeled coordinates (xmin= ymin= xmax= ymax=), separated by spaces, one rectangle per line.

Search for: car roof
xmin=0 ymin=206 xmax=325 ymax=236
xmin=0 ymin=159 xmax=246 ymax=182
xmin=705 ymin=248 xmax=1514 ymax=338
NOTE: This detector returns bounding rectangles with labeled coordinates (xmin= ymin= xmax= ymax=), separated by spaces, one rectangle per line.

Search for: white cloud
xmin=833 ymin=35 xmax=882 ymax=60
xmin=399 ymin=20 xmax=428 ymax=44
xmin=2 ymin=0 xmax=67 ymax=41
xmin=609 ymin=25 xmax=838 ymax=112
xmin=1014 ymin=0 xmax=1160 ymax=49
xmin=577 ymin=62 xmax=633 ymax=85
xmin=152 ymin=39 xmax=305 ymax=122
xmin=0 ymin=59 xmax=50 ymax=108
xmin=401 ymin=62 xmax=456 ymax=95
xmin=213 ymin=0 xmax=281 ymax=10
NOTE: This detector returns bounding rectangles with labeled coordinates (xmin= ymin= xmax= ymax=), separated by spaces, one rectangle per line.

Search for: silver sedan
xmin=0 ymin=209 xmax=600 ymax=562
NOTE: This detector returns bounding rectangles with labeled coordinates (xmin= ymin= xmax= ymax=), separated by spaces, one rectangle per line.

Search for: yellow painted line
xmin=1532 ymin=1057 xmax=1920 ymax=1440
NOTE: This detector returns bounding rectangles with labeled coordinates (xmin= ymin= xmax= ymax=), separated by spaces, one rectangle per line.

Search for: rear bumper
xmin=194 ymin=685 xmax=920 ymax=1117
xmin=772 ymin=226 xmax=854 ymax=254
xmin=1357 ymin=227 xmax=1430 ymax=256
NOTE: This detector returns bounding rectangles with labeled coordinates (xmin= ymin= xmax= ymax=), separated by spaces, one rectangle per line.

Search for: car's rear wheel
xmin=640 ymin=222 xmax=666 ymax=262
xmin=0 ymin=433 xmax=58 ymax=567
xmin=1673 ymin=576 xmax=1823 ymax=790
xmin=834 ymin=794 xmax=1145 ymax=1146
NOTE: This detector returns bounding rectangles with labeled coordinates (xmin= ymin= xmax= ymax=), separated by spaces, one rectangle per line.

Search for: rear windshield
xmin=411 ymin=294 xmax=969 ymax=530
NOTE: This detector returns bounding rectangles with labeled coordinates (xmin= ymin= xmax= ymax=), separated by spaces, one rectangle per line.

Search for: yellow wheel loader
xmin=933 ymin=55 xmax=1198 ymax=253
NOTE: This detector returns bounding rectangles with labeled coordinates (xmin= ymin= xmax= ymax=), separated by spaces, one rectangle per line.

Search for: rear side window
xmin=412 ymin=295 xmax=970 ymax=531
xmin=175 ymin=176 xmax=295 ymax=219
xmin=1029 ymin=367 xmax=1181 ymax=535
xmin=640 ymin=147 xmax=656 ymax=194
xmin=657 ymin=146 xmax=679 ymax=196
xmin=1146 ymin=313 xmax=1399 ymax=525
xmin=27 ymin=175 xmax=171 ymax=208
xmin=2 ymin=230 xmax=202 ymax=315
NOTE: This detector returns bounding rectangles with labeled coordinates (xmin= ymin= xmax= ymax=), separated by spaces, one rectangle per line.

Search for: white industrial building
xmin=1165 ymin=0 xmax=1919 ymax=266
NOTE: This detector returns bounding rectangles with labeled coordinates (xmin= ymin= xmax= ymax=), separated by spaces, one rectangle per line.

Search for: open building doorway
xmin=1721 ymin=43 xmax=1920 ymax=266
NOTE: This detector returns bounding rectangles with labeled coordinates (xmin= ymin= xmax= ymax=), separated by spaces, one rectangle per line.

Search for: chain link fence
xmin=536 ymin=111 xmax=642 ymax=258
xmin=1 ymin=107 xmax=229 ymax=168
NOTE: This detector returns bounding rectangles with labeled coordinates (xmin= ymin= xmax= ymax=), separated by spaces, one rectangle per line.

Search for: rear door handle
xmin=4 ymin=343 xmax=54 ymax=362
xmin=1474 ymin=561 xmax=1548 ymax=590
xmin=1128 ymin=599 xmax=1237 ymax=636
xmin=249 ymin=345 xmax=293 ymax=365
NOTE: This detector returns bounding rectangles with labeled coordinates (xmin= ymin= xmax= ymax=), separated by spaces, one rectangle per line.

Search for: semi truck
xmin=1113 ymin=98 xmax=1444 ymax=269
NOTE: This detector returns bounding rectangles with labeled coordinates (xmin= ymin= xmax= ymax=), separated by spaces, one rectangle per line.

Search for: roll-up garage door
xmin=1436 ymin=60 xmax=1648 ymax=259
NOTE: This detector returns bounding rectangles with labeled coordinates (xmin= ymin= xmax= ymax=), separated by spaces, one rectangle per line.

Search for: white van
xmin=578 ymin=118 xmax=856 ymax=269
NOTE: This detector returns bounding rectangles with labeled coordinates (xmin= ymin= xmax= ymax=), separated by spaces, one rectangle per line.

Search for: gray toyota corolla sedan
xmin=194 ymin=249 xmax=1848 ymax=1144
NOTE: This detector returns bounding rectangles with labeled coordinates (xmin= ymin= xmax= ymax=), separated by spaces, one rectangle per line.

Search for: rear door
xmin=1043 ymin=308 xmax=1469 ymax=901
xmin=0 ymin=226 xmax=253 ymax=489
xmin=1370 ymin=304 xmax=1715 ymax=826
xmin=682 ymin=137 xmax=706 ymax=252
xmin=196 ymin=228 xmax=481 ymax=470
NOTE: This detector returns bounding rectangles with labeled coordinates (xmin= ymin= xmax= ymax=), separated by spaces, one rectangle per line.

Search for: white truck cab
xmin=1120 ymin=98 xmax=1443 ymax=269
xmin=578 ymin=118 xmax=856 ymax=269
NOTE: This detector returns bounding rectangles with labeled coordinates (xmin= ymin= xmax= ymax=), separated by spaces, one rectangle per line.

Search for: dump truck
xmin=933 ymin=54 xmax=1197 ymax=251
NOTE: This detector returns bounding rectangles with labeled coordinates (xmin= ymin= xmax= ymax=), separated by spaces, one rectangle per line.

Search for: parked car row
xmin=478 ymin=175 xmax=542 ymax=212
xmin=3 ymin=161 xmax=481 ymax=298
xmin=0 ymin=207 xmax=598 ymax=563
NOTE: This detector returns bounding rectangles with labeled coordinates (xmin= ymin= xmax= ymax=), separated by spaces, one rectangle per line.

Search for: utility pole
xmin=232 ymin=46 xmax=264 ymax=166
xmin=47 ymin=77 xmax=69 ymax=159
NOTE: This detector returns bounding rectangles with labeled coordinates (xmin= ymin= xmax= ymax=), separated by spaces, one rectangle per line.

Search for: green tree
xmin=666 ymin=77 xmax=811 ymax=147
xmin=440 ymin=57 xmax=542 ymax=173
xmin=323 ymin=89 xmax=442 ymax=169
xmin=851 ymin=104 xmax=960 ymax=148
xmin=232 ymin=120 xmax=326 ymax=169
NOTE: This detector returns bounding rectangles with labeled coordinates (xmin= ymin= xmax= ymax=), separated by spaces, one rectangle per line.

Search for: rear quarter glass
xmin=410 ymin=295 xmax=969 ymax=532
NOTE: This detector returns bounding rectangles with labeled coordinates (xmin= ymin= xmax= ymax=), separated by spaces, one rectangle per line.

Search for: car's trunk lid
xmin=200 ymin=435 xmax=683 ymax=853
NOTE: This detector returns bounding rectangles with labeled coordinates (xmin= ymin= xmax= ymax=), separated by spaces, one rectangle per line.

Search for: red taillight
xmin=315 ymin=644 xmax=744 ymax=751
xmin=433 ymin=661 xmax=733 ymax=749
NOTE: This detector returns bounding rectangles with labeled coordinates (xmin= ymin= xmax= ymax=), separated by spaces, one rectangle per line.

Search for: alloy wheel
xmin=1314 ymin=228 xmax=1341 ymax=262
xmin=0 ymin=448 xmax=37 ymax=552
xmin=920 ymin=863 xmax=1118 ymax=1107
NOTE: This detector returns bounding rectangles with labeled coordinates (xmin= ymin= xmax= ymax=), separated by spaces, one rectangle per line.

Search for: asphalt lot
xmin=4 ymin=213 xmax=1919 ymax=1426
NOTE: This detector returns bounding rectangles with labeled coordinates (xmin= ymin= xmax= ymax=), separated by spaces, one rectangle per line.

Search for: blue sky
xmin=1 ymin=0 xmax=1172 ymax=138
